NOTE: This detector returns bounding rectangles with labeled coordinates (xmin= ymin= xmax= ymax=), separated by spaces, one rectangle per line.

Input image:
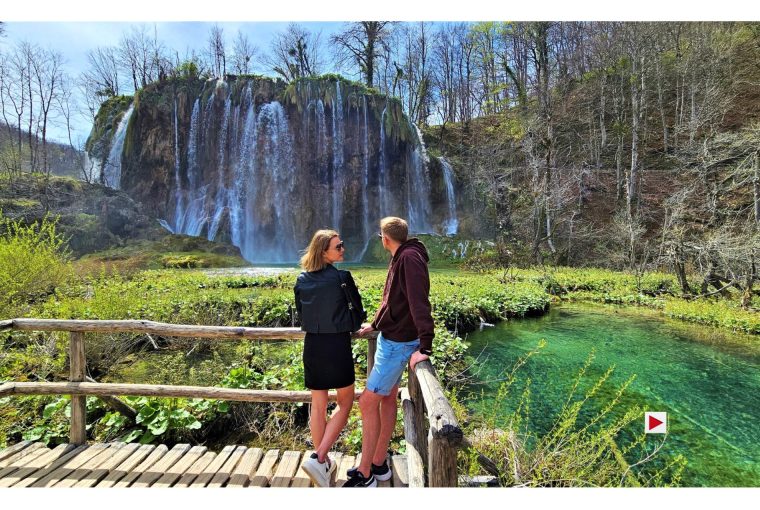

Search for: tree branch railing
xmin=0 ymin=318 xmax=462 ymax=487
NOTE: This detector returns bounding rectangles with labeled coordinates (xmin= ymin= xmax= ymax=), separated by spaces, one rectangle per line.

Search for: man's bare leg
xmin=357 ymin=389 xmax=384 ymax=477
xmin=372 ymin=384 xmax=399 ymax=466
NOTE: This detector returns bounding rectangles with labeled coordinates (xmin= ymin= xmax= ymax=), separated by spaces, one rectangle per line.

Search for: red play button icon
xmin=645 ymin=412 xmax=667 ymax=434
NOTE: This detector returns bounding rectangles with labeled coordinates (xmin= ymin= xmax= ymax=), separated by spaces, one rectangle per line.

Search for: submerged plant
xmin=462 ymin=343 xmax=686 ymax=487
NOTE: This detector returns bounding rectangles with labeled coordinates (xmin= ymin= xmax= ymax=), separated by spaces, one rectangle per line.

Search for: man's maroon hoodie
xmin=371 ymin=238 xmax=434 ymax=352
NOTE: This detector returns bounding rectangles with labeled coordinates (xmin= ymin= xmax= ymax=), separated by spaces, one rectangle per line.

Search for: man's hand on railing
xmin=409 ymin=351 xmax=429 ymax=372
xmin=356 ymin=323 xmax=375 ymax=337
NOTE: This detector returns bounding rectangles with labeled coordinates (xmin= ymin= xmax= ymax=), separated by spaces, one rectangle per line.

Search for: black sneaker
xmin=343 ymin=469 xmax=377 ymax=488
xmin=347 ymin=460 xmax=392 ymax=482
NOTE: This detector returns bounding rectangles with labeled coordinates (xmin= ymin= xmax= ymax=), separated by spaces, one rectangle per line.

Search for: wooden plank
xmin=289 ymin=449 xmax=314 ymax=488
xmin=190 ymin=445 xmax=236 ymax=487
xmin=207 ymin=445 xmax=247 ymax=488
xmin=152 ymin=445 xmax=207 ymax=488
xmin=73 ymin=443 xmax=142 ymax=488
xmin=32 ymin=444 xmax=111 ymax=487
xmin=112 ymin=444 xmax=168 ymax=488
xmin=0 ymin=383 xmax=14 ymax=397
xmin=0 ymin=445 xmax=52 ymax=481
xmin=249 ymin=449 xmax=279 ymax=487
xmin=0 ymin=444 xmax=76 ymax=488
xmin=9 ymin=318 xmax=379 ymax=341
xmin=0 ymin=442 xmax=44 ymax=469
xmin=334 ymin=454 xmax=355 ymax=488
xmin=227 ymin=447 xmax=263 ymax=487
xmin=54 ymin=442 xmax=126 ymax=487
xmin=175 ymin=451 xmax=217 ymax=487
xmin=131 ymin=443 xmax=191 ymax=487
xmin=0 ymin=441 xmax=34 ymax=463
xmin=390 ymin=454 xmax=409 ymax=488
xmin=270 ymin=450 xmax=301 ymax=487
xmin=69 ymin=331 xmax=87 ymax=445
xmin=12 ymin=445 xmax=88 ymax=488
xmin=8 ymin=382 xmax=361 ymax=404
xmin=95 ymin=444 xmax=155 ymax=487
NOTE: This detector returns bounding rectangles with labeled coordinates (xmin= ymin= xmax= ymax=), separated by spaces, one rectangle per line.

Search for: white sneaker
xmin=301 ymin=453 xmax=335 ymax=488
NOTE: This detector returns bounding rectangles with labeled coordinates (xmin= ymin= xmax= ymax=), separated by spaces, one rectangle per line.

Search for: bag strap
xmin=335 ymin=268 xmax=357 ymax=311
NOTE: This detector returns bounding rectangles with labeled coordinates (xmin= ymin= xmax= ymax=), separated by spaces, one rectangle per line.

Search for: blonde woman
xmin=294 ymin=229 xmax=366 ymax=487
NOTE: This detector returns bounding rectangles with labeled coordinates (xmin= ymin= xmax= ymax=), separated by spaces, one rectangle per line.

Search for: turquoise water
xmin=462 ymin=303 xmax=760 ymax=487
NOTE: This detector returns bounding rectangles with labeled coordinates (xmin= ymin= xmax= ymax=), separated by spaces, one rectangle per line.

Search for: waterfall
xmin=244 ymin=101 xmax=298 ymax=262
xmin=180 ymin=98 xmax=208 ymax=237
xmin=357 ymin=95 xmax=372 ymax=261
xmin=103 ymin=104 xmax=134 ymax=189
xmin=168 ymin=98 xmax=184 ymax=233
xmin=407 ymin=123 xmax=432 ymax=233
xmin=115 ymin=77 xmax=465 ymax=264
xmin=331 ymin=81 xmax=344 ymax=233
xmin=208 ymin=88 xmax=232 ymax=241
xmin=439 ymin=157 xmax=459 ymax=235
xmin=379 ymin=106 xmax=389 ymax=218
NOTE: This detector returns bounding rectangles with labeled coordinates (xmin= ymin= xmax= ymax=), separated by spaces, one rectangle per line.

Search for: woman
xmin=294 ymin=229 xmax=365 ymax=487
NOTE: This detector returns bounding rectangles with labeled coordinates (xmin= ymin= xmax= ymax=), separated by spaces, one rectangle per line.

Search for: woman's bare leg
xmin=315 ymin=384 xmax=355 ymax=463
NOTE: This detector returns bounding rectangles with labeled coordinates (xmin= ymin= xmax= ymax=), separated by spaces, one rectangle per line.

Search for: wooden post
xmin=400 ymin=388 xmax=425 ymax=487
xmin=69 ymin=332 xmax=86 ymax=445
xmin=367 ymin=336 xmax=377 ymax=377
xmin=428 ymin=434 xmax=458 ymax=487
xmin=407 ymin=368 xmax=428 ymax=469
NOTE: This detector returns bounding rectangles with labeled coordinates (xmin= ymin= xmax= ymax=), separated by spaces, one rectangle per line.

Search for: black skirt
xmin=303 ymin=331 xmax=355 ymax=390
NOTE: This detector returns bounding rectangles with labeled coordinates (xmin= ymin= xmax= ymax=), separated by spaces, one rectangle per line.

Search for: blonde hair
xmin=380 ymin=217 xmax=408 ymax=243
xmin=300 ymin=229 xmax=339 ymax=272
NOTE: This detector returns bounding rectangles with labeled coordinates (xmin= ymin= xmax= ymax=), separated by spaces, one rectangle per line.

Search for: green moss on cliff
xmin=85 ymin=95 xmax=133 ymax=157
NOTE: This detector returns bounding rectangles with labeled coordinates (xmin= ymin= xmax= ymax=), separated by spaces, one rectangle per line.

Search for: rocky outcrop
xmin=88 ymin=74 xmax=463 ymax=263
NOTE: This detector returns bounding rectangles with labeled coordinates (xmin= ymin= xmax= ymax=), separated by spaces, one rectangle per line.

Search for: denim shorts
xmin=365 ymin=333 xmax=420 ymax=396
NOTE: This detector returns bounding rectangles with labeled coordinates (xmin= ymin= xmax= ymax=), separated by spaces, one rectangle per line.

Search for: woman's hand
xmin=357 ymin=324 xmax=375 ymax=336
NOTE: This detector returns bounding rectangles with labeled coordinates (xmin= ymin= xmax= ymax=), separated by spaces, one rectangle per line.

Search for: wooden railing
xmin=0 ymin=318 xmax=462 ymax=487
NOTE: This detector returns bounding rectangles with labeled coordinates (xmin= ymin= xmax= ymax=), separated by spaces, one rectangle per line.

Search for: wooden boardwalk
xmin=0 ymin=441 xmax=409 ymax=488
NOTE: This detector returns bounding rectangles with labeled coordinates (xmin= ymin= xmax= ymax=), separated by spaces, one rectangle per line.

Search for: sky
xmin=2 ymin=1 xmax=759 ymax=145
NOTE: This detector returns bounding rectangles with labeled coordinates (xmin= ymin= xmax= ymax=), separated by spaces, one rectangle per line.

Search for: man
xmin=343 ymin=216 xmax=434 ymax=488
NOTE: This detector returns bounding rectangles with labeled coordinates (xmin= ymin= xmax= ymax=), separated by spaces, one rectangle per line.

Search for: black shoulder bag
xmin=336 ymin=269 xmax=366 ymax=332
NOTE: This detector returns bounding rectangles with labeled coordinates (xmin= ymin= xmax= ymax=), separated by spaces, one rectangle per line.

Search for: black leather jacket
xmin=294 ymin=264 xmax=365 ymax=333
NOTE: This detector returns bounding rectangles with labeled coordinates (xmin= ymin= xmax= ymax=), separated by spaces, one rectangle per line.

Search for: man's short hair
xmin=380 ymin=217 xmax=408 ymax=243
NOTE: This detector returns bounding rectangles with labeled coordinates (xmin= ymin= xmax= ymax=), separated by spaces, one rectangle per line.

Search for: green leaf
xmin=138 ymin=430 xmax=156 ymax=444
xmin=185 ymin=419 xmax=202 ymax=430
xmin=119 ymin=429 xmax=143 ymax=443
xmin=148 ymin=419 xmax=168 ymax=436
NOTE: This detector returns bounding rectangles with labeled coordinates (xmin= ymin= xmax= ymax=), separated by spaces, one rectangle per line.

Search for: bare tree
xmin=83 ymin=46 xmax=120 ymax=98
xmin=30 ymin=47 xmax=65 ymax=177
xmin=264 ymin=23 xmax=322 ymax=82
xmin=330 ymin=22 xmax=393 ymax=88
xmin=231 ymin=30 xmax=258 ymax=76
xmin=206 ymin=24 xmax=226 ymax=78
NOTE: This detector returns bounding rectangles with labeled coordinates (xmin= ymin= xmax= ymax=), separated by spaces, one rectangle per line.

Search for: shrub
xmin=0 ymin=214 xmax=72 ymax=316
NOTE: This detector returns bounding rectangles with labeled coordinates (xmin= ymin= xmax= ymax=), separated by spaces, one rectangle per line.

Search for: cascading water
xmin=141 ymin=78 xmax=460 ymax=263
xmin=407 ymin=123 xmax=433 ymax=233
xmin=439 ymin=157 xmax=459 ymax=235
xmin=379 ymin=106 xmax=389 ymax=218
xmin=207 ymin=87 xmax=232 ymax=242
xmin=331 ymin=82 xmax=344 ymax=233
xmin=356 ymin=95 xmax=372 ymax=261
xmin=103 ymin=104 xmax=134 ymax=189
